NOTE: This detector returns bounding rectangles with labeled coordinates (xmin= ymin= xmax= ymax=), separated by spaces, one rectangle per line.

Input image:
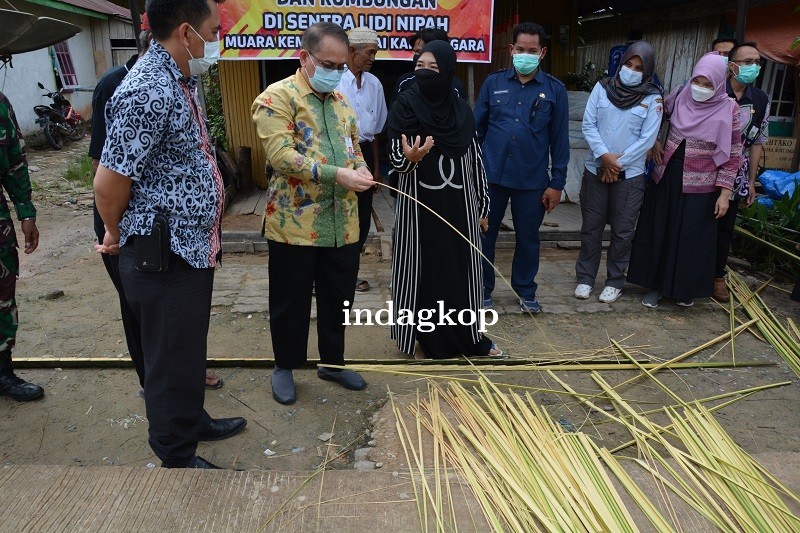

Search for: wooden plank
xmin=0 ymin=466 xmax=488 ymax=531
xmin=254 ymin=189 xmax=268 ymax=215
xmin=227 ymin=190 xmax=261 ymax=215
xmin=219 ymin=61 xmax=266 ymax=190
xmin=576 ymin=15 xmax=719 ymax=91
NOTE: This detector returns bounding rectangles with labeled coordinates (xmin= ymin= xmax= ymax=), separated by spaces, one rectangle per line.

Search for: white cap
xmin=347 ymin=27 xmax=378 ymax=45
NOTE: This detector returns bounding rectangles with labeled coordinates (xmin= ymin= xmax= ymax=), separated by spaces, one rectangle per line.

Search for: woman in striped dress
xmin=387 ymin=40 xmax=501 ymax=359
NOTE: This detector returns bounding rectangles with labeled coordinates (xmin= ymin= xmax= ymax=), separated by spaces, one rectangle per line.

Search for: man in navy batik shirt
xmin=94 ymin=0 xmax=246 ymax=470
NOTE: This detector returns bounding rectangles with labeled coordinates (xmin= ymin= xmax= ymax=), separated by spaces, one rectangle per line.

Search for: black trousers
xmin=268 ymin=240 xmax=360 ymax=369
xmin=96 ymin=201 xmax=146 ymax=387
xmin=715 ymin=195 xmax=742 ymax=278
xmin=101 ymin=253 xmax=146 ymax=387
xmin=357 ymin=140 xmax=375 ymax=250
xmin=119 ymin=244 xmax=214 ymax=467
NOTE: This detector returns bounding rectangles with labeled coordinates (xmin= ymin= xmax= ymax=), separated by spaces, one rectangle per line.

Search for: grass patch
xmin=63 ymin=155 xmax=94 ymax=188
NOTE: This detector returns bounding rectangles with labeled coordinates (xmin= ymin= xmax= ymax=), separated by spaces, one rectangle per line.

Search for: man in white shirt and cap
xmin=337 ymin=26 xmax=387 ymax=293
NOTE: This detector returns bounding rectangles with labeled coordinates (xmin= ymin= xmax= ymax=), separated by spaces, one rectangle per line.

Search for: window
xmin=761 ymin=61 xmax=796 ymax=136
xmin=52 ymin=41 xmax=78 ymax=87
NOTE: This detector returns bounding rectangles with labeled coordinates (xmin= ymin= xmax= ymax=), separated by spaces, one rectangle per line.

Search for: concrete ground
xmin=2 ymin=140 xmax=799 ymax=531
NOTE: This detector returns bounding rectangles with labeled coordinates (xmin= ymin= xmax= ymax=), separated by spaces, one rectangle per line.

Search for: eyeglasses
xmin=308 ymin=51 xmax=346 ymax=73
xmin=730 ymin=58 xmax=762 ymax=66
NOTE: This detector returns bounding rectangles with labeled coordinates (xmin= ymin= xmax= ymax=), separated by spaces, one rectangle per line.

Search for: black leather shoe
xmin=317 ymin=367 xmax=367 ymax=391
xmin=272 ymin=368 xmax=297 ymax=405
xmin=0 ymin=372 xmax=44 ymax=401
xmin=198 ymin=417 xmax=247 ymax=441
xmin=187 ymin=456 xmax=221 ymax=469
xmin=162 ymin=456 xmax=222 ymax=469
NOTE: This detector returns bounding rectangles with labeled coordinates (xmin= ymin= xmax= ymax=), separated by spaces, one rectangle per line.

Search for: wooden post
xmin=236 ymin=146 xmax=253 ymax=194
xmin=792 ymin=73 xmax=800 ymax=172
xmin=129 ymin=0 xmax=142 ymax=52
xmin=735 ymin=0 xmax=748 ymax=43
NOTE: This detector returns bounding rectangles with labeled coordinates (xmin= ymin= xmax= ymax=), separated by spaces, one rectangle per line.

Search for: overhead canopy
xmin=742 ymin=2 xmax=800 ymax=65
xmin=21 ymin=0 xmax=131 ymax=20
xmin=578 ymin=0 xmax=799 ymax=65
xmin=0 ymin=8 xmax=81 ymax=57
xmin=578 ymin=0 xmax=699 ymax=18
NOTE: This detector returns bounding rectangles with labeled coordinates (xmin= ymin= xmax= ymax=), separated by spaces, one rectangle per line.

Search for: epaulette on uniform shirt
xmin=545 ymin=73 xmax=565 ymax=87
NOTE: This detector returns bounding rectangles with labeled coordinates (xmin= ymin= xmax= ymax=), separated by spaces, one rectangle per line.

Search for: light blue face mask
xmin=512 ymin=53 xmax=539 ymax=76
xmin=305 ymin=53 xmax=343 ymax=93
xmin=735 ymin=63 xmax=761 ymax=85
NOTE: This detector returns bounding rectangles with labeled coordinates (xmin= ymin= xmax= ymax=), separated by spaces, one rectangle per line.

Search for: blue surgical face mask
xmin=512 ymin=53 xmax=539 ymax=76
xmin=734 ymin=63 xmax=761 ymax=85
xmin=619 ymin=65 xmax=643 ymax=87
xmin=305 ymin=53 xmax=344 ymax=93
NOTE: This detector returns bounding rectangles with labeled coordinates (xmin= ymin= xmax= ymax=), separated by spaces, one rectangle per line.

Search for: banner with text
xmin=220 ymin=0 xmax=494 ymax=62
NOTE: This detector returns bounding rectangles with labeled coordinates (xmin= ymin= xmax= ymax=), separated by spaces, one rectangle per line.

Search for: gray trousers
xmin=576 ymin=169 xmax=646 ymax=289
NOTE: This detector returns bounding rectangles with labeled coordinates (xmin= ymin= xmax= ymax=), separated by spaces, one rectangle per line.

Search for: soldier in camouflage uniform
xmin=0 ymin=91 xmax=43 ymax=401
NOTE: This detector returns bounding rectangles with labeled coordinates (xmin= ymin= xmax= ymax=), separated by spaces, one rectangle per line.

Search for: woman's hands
xmin=715 ymin=188 xmax=732 ymax=219
xmin=401 ymin=134 xmax=434 ymax=163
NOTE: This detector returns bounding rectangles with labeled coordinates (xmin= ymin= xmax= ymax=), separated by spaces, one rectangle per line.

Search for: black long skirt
xmin=627 ymin=141 xmax=718 ymax=302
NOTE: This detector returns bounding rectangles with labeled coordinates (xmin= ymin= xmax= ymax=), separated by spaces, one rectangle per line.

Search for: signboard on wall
xmin=763 ymin=137 xmax=798 ymax=171
xmin=219 ymin=0 xmax=494 ymax=62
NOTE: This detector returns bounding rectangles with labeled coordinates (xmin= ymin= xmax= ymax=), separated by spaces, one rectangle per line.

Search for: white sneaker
xmin=598 ymin=286 xmax=622 ymax=303
xmin=574 ymin=284 xmax=593 ymax=299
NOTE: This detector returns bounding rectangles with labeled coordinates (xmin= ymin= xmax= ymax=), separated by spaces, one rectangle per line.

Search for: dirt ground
xmin=1 ymin=138 xmax=799 ymax=478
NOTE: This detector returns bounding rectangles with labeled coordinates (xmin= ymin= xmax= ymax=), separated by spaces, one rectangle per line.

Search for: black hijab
xmin=599 ymin=40 xmax=661 ymax=110
xmin=388 ymin=40 xmax=474 ymax=159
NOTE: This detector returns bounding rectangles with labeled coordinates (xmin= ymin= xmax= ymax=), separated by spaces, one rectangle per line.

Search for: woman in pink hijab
xmin=627 ymin=52 xmax=742 ymax=308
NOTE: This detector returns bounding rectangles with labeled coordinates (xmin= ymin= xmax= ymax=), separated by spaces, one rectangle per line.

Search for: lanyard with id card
xmin=344 ymin=122 xmax=355 ymax=158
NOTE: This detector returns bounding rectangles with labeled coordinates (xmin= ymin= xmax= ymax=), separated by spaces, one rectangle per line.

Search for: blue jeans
xmin=481 ymin=185 xmax=546 ymax=301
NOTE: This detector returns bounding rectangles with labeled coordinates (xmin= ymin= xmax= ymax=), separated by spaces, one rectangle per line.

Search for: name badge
xmin=344 ymin=134 xmax=355 ymax=157
xmin=344 ymin=123 xmax=355 ymax=157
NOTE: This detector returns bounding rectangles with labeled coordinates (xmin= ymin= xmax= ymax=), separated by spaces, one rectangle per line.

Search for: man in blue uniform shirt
xmin=475 ymin=22 xmax=570 ymax=314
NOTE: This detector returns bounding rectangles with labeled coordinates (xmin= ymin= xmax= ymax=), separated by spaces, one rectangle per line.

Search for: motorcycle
xmin=32 ymin=82 xmax=87 ymax=150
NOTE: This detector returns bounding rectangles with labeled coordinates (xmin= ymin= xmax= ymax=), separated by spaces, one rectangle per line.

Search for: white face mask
xmin=186 ymin=26 xmax=220 ymax=76
xmin=690 ymin=84 xmax=715 ymax=102
xmin=618 ymin=65 xmax=643 ymax=87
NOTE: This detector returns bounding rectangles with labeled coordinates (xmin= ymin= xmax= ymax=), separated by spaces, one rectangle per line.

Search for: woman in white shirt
xmin=575 ymin=41 xmax=662 ymax=303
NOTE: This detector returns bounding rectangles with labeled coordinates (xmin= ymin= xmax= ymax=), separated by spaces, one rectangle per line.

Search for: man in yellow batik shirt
xmin=252 ymin=22 xmax=375 ymax=405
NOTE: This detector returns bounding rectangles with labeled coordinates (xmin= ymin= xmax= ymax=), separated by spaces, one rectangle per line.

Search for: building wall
xmin=91 ymin=18 xmax=112 ymax=76
xmin=576 ymin=15 xmax=721 ymax=94
xmin=461 ymin=0 xmax=578 ymax=102
xmin=3 ymin=6 xmax=95 ymax=134
xmin=109 ymin=17 xmax=137 ymax=69
xmin=2 ymin=3 xmax=131 ymax=135
xmin=219 ymin=61 xmax=266 ymax=187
